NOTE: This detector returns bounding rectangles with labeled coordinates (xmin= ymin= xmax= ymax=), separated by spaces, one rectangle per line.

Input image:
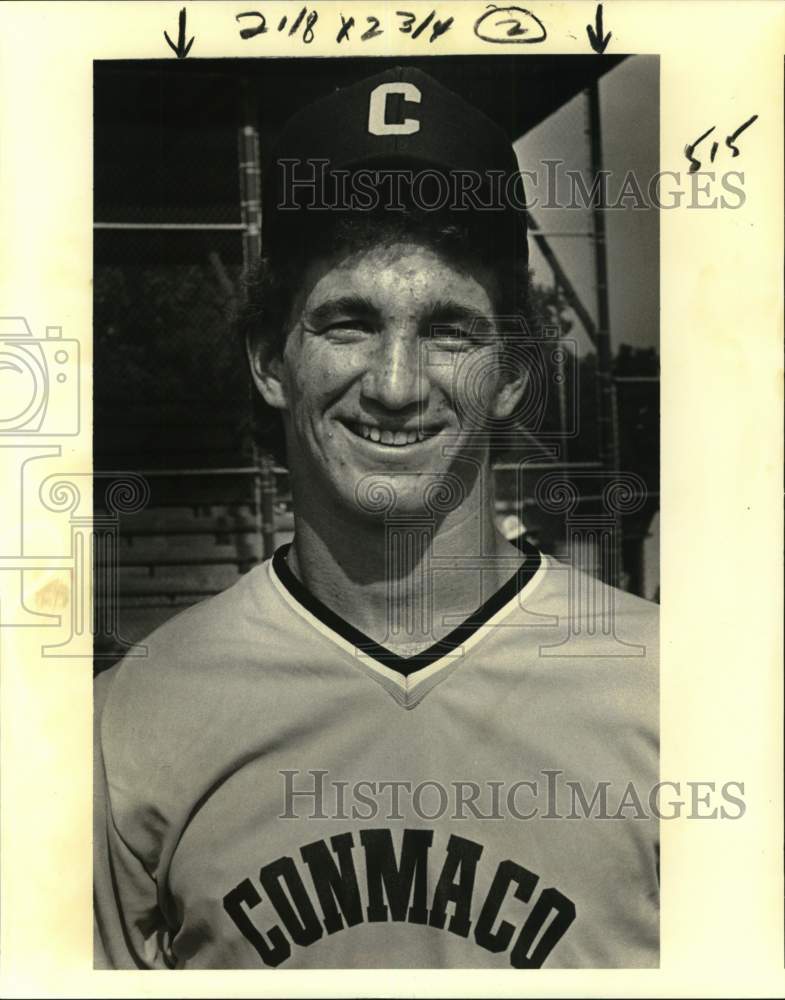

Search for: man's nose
xmin=363 ymin=333 xmax=428 ymax=411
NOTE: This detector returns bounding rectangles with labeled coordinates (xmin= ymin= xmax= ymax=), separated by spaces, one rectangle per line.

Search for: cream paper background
xmin=0 ymin=0 xmax=782 ymax=995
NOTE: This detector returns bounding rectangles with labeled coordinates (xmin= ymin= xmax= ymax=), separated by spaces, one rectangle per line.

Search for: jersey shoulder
xmin=95 ymin=564 xmax=287 ymax=780
xmin=97 ymin=559 xmax=279 ymax=700
xmin=522 ymin=555 xmax=659 ymax=742
xmin=95 ymin=560 xmax=299 ymax=865
xmin=534 ymin=553 xmax=659 ymax=649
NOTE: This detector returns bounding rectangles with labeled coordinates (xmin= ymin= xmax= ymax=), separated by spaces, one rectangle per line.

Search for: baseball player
xmin=94 ymin=66 xmax=658 ymax=970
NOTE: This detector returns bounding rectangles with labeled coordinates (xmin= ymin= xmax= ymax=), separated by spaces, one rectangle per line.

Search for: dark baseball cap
xmin=263 ymin=65 xmax=528 ymax=258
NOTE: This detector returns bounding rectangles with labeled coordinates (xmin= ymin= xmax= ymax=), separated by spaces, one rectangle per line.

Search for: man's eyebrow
xmin=305 ymin=295 xmax=382 ymax=326
xmin=424 ymin=300 xmax=493 ymax=332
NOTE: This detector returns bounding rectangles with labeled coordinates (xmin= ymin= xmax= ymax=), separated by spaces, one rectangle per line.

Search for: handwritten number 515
xmin=685 ymin=115 xmax=759 ymax=174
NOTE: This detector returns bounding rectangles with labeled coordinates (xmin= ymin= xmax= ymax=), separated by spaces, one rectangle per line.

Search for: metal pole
xmin=586 ymin=80 xmax=621 ymax=586
xmin=238 ymin=78 xmax=262 ymax=269
xmin=259 ymin=456 xmax=277 ymax=560
xmin=551 ymin=312 xmax=570 ymax=465
xmin=238 ymin=83 xmax=271 ymax=560
xmin=525 ymin=211 xmax=599 ymax=348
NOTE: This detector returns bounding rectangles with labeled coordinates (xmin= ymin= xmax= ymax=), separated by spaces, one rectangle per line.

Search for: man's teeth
xmin=358 ymin=425 xmax=428 ymax=445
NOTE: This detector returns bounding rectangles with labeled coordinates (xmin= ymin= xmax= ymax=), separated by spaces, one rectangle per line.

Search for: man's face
xmin=253 ymin=240 xmax=524 ymax=519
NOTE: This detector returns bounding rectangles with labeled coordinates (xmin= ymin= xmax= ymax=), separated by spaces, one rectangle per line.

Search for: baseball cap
xmin=262 ymin=65 xmax=528 ymax=260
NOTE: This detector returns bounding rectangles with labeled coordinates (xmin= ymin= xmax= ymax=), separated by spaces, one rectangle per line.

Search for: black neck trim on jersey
xmin=272 ymin=538 xmax=541 ymax=678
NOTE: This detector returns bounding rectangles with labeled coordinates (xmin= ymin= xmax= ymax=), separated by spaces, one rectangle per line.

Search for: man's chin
xmin=350 ymin=468 xmax=467 ymax=520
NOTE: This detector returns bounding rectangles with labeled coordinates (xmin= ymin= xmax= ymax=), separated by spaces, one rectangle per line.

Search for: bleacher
xmin=94 ymin=467 xmax=294 ymax=664
xmin=93 ymin=389 xmax=293 ymax=666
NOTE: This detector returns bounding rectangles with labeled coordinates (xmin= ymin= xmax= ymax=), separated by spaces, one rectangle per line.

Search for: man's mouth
xmin=343 ymin=421 xmax=438 ymax=447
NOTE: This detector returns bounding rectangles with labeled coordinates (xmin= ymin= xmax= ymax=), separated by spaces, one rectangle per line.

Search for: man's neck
xmin=284 ymin=482 xmax=526 ymax=655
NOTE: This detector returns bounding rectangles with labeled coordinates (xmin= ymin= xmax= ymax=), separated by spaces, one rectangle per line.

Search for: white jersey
xmin=94 ymin=543 xmax=658 ymax=969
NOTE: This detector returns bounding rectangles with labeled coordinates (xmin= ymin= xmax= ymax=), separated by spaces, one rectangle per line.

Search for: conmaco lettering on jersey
xmin=222 ymin=829 xmax=576 ymax=968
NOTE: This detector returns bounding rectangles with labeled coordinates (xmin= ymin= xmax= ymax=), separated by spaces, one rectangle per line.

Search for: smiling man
xmin=94 ymin=66 xmax=659 ymax=970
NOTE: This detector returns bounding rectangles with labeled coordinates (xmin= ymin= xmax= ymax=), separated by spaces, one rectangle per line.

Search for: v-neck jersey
xmin=267 ymin=538 xmax=547 ymax=704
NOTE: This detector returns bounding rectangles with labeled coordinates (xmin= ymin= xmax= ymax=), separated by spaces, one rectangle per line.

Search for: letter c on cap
xmin=368 ymin=82 xmax=422 ymax=136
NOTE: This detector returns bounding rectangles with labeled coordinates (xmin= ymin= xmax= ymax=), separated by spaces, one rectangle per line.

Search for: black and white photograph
xmin=92 ymin=53 xmax=660 ymax=969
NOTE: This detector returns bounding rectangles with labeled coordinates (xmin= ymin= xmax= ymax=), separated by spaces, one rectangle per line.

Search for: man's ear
xmin=491 ymin=365 xmax=528 ymax=421
xmin=246 ymin=335 xmax=288 ymax=411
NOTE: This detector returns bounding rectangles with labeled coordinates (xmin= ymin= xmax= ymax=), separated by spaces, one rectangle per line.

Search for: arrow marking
xmin=587 ymin=3 xmax=612 ymax=55
xmin=164 ymin=7 xmax=194 ymax=59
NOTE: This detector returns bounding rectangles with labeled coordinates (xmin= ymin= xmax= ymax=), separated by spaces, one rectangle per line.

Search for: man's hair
xmin=237 ymin=207 xmax=530 ymax=464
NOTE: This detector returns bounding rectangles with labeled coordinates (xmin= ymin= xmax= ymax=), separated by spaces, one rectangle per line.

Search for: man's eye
xmin=322 ymin=320 xmax=374 ymax=337
xmin=430 ymin=329 xmax=475 ymax=350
